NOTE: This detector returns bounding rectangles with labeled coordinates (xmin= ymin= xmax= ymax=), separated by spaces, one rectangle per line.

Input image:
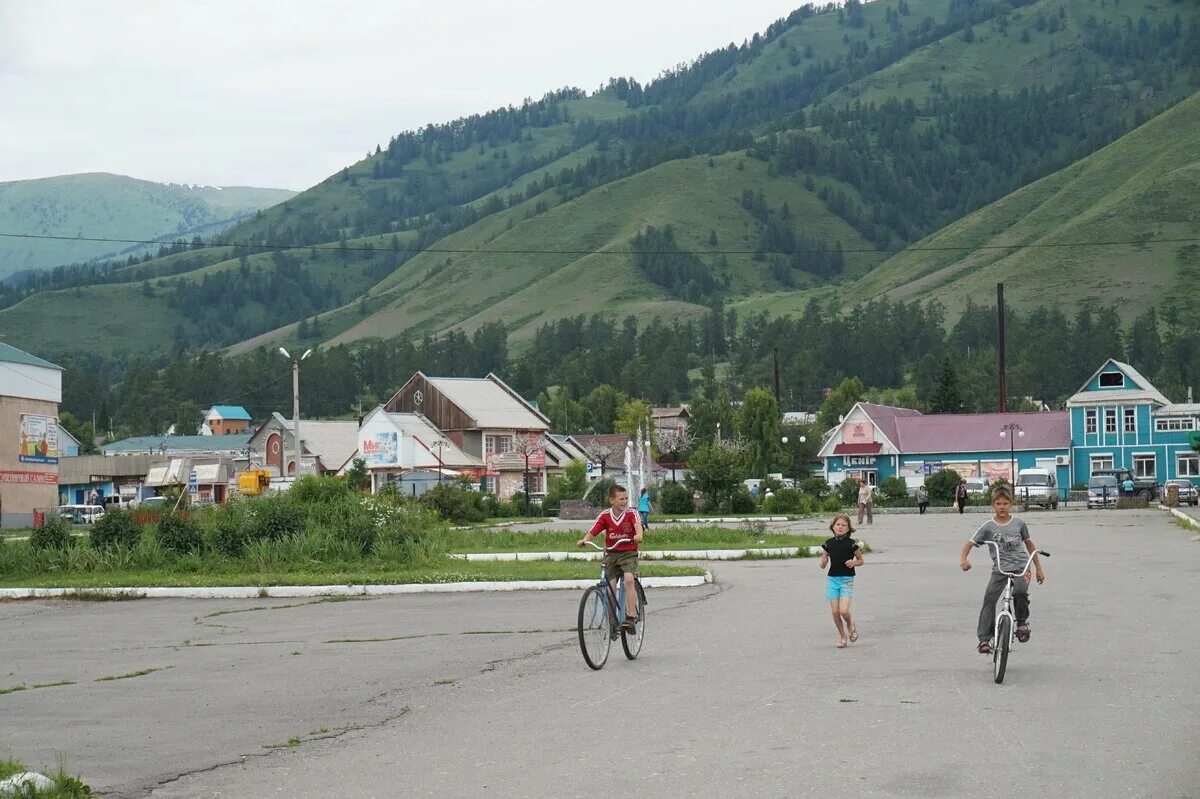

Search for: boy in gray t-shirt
xmin=959 ymin=488 xmax=1045 ymax=654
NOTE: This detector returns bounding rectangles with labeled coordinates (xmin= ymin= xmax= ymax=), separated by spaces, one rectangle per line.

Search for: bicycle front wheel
xmin=993 ymin=616 xmax=1011 ymax=684
xmin=620 ymin=579 xmax=647 ymax=660
xmin=578 ymin=585 xmax=613 ymax=670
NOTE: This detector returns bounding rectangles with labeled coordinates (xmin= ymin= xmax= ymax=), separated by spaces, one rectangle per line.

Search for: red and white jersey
xmin=588 ymin=508 xmax=640 ymax=551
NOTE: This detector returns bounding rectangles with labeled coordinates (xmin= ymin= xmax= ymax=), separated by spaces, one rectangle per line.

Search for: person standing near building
xmin=917 ymin=484 xmax=930 ymax=515
xmin=955 ymin=479 xmax=968 ymax=514
xmin=856 ymin=478 xmax=873 ymax=525
xmin=1121 ymin=476 xmax=1135 ymax=498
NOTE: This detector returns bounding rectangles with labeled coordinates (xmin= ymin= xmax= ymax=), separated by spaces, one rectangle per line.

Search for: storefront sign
xmin=524 ymin=434 xmax=546 ymax=468
xmin=844 ymin=456 xmax=876 ymax=467
xmin=0 ymin=470 xmax=58 ymax=485
xmin=923 ymin=462 xmax=943 ymax=476
xmin=360 ymin=432 xmax=399 ymax=467
xmin=843 ymin=422 xmax=874 ymax=445
xmin=19 ymin=414 xmax=59 ymax=464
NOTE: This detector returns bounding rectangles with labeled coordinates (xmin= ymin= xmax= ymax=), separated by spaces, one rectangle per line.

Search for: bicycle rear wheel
xmin=620 ymin=579 xmax=647 ymax=660
xmin=993 ymin=616 xmax=1011 ymax=684
xmin=578 ymin=585 xmax=613 ymax=670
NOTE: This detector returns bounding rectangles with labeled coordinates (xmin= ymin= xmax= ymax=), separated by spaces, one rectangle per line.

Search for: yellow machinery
xmin=238 ymin=469 xmax=272 ymax=496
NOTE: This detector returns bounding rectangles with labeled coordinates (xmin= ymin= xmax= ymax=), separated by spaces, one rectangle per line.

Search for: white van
xmin=57 ymin=504 xmax=105 ymax=524
xmin=1014 ymin=468 xmax=1058 ymax=510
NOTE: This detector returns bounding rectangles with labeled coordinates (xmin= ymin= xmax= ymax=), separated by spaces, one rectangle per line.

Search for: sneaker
xmin=978 ymin=641 xmax=992 ymax=654
xmin=1016 ymin=624 xmax=1031 ymax=643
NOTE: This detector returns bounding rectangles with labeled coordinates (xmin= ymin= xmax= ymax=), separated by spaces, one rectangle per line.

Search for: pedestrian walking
xmin=917 ymin=485 xmax=929 ymax=515
xmin=955 ymin=480 xmax=968 ymax=514
xmin=856 ymin=478 xmax=874 ymax=525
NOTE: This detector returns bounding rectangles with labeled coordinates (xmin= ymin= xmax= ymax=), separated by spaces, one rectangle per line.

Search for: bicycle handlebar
xmin=980 ymin=540 xmax=1049 ymax=577
xmin=583 ymin=537 xmax=631 ymax=552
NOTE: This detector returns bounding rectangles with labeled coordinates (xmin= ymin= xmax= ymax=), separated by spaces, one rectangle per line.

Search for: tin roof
xmin=0 ymin=342 xmax=61 ymax=371
xmin=893 ymin=411 xmax=1070 ymax=453
xmin=102 ymin=434 xmax=251 ymax=455
xmin=208 ymin=405 xmax=252 ymax=421
xmin=858 ymin=403 xmax=923 ymax=450
xmin=384 ymin=412 xmax=481 ymax=468
xmin=273 ymin=415 xmax=360 ymax=470
xmin=832 ymin=442 xmax=883 ymax=455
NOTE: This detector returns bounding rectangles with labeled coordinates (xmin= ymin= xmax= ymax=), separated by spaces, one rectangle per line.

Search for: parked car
xmin=134 ymin=496 xmax=169 ymax=510
xmin=963 ymin=477 xmax=989 ymax=495
xmin=1015 ymin=468 xmax=1058 ymax=509
xmin=1164 ymin=479 xmax=1199 ymax=506
xmin=1090 ymin=468 xmax=1158 ymax=502
xmin=56 ymin=504 xmax=105 ymax=524
xmin=1086 ymin=476 xmax=1120 ymax=509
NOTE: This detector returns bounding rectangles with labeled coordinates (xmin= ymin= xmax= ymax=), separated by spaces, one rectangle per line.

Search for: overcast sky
xmin=0 ymin=1 xmax=801 ymax=191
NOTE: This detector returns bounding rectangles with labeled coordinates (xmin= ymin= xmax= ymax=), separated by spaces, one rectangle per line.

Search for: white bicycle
xmin=982 ymin=540 xmax=1049 ymax=684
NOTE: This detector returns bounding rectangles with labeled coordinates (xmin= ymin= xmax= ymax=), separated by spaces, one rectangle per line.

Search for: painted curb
xmin=450 ymin=547 xmax=822 ymax=562
xmin=0 ymin=573 xmax=712 ymax=600
xmin=1161 ymin=505 xmax=1200 ymax=529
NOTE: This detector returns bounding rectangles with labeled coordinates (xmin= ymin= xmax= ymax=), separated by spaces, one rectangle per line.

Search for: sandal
xmin=849 ymin=629 xmax=859 ymax=643
xmin=1016 ymin=625 xmax=1030 ymax=643
xmin=977 ymin=641 xmax=992 ymax=654
xmin=836 ymin=639 xmax=848 ymax=648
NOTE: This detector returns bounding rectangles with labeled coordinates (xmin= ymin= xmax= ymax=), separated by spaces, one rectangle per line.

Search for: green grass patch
xmin=0 ymin=758 xmax=91 ymax=797
xmin=31 ymin=681 xmax=76 ymax=689
xmin=0 ymin=560 xmax=704 ymax=589
xmin=94 ymin=666 xmax=171 ymax=682
xmin=0 ymin=684 xmax=27 ymax=696
xmin=444 ymin=525 xmax=823 ymax=554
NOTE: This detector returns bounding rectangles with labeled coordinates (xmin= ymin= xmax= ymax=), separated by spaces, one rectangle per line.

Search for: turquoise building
xmin=1065 ymin=360 xmax=1200 ymax=488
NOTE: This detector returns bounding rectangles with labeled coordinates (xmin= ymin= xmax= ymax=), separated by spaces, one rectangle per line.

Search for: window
xmin=1098 ymin=372 xmax=1125 ymax=388
xmin=1104 ymin=409 xmax=1117 ymax=435
xmin=485 ymin=435 xmax=512 ymax=455
xmin=1133 ymin=454 xmax=1156 ymax=479
xmin=1090 ymin=455 xmax=1114 ymax=474
xmin=1178 ymin=454 xmax=1200 ymax=478
xmin=1155 ymin=418 xmax=1196 ymax=432
xmin=1085 ymin=409 xmax=1098 ymax=435
xmin=1123 ymin=408 xmax=1136 ymax=435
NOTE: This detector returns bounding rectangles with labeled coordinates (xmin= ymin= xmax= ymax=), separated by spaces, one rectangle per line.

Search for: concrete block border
xmin=0 ymin=572 xmax=712 ymax=600
xmin=1161 ymin=505 xmax=1200 ymax=530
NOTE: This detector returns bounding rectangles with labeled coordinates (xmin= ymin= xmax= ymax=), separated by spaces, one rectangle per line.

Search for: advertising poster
xmin=19 ymin=415 xmax=59 ymax=464
xmin=942 ymin=462 xmax=980 ymax=478
xmin=525 ymin=434 xmax=546 ymax=468
xmin=361 ymin=431 xmax=399 ymax=468
xmin=843 ymin=422 xmax=874 ymax=445
xmin=981 ymin=461 xmax=1013 ymax=484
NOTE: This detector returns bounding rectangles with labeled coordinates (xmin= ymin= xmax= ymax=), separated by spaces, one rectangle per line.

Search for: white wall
xmin=0 ymin=362 xmax=61 ymax=404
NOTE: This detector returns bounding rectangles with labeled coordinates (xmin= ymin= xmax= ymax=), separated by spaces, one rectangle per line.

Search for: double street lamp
xmin=279 ymin=347 xmax=312 ymax=476
xmin=999 ymin=423 xmax=1024 ymax=487
xmin=780 ymin=434 xmax=807 ymax=486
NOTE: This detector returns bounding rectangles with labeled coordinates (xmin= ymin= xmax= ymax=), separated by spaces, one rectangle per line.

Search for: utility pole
xmin=279 ymin=347 xmax=312 ymax=475
xmin=773 ymin=348 xmax=781 ymax=409
xmin=997 ymin=283 xmax=1008 ymax=412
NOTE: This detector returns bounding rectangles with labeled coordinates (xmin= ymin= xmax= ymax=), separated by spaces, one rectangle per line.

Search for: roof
xmin=426 ymin=374 xmax=549 ymax=430
xmin=385 ymin=412 xmax=481 ymax=468
xmin=102 ymin=434 xmax=251 ymax=455
xmin=208 ymin=405 xmax=252 ymax=421
xmin=651 ymin=407 xmax=689 ymax=419
xmin=1155 ymin=403 xmax=1200 ymax=417
xmin=832 ymin=442 xmax=883 ymax=455
xmin=859 ymin=403 xmax=923 ymax=451
xmin=275 ymin=415 xmax=360 ymax=470
xmin=1067 ymin=359 xmax=1170 ymax=407
xmin=894 ymin=411 xmax=1070 ymax=453
xmin=0 ymin=342 xmax=61 ymax=371
xmin=574 ymin=434 xmax=631 ymax=456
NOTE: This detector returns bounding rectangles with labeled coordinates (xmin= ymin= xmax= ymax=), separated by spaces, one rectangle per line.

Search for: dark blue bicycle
xmin=577 ymin=539 xmax=647 ymax=670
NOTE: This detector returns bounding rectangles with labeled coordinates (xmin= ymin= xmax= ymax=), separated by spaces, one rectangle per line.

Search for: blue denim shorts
xmin=826 ymin=575 xmax=855 ymax=600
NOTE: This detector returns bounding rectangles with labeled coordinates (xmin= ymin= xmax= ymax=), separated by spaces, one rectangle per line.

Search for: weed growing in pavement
xmin=0 ymin=759 xmax=91 ymax=797
xmin=94 ymin=666 xmax=172 ymax=682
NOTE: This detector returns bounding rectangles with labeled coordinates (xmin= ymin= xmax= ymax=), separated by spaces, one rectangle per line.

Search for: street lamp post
xmin=781 ymin=435 xmax=807 ymax=486
xmin=279 ymin=347 xmax=312 ymax=476
xmin=433 ymin=438 xmax=447 ymax=484
xmin=999 ymin=423 xmax=1025 ymax=491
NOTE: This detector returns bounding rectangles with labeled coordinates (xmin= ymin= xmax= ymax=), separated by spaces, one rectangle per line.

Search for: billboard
xmin=525 ymin=434 xmax=546 ymax=468
xmin=981 ymin=460 xmax=1013 ymax=484
xmin=19 ymin=414 xmax=59 ymax=464
xmin=843 ymin=422 xmax=874 ymax=445
xmin=360 ymin=431 xmax=399 ymax=468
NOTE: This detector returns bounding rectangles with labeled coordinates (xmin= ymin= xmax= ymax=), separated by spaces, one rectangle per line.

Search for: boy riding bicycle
xmin=959 ymin=486 xmax=1045 ymax=654
xmin=578 ymin=484 xmax=643 ymax=632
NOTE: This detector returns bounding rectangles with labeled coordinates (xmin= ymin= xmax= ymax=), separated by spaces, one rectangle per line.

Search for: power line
xmin=2 ymin=231 xmax=1198 ymax=258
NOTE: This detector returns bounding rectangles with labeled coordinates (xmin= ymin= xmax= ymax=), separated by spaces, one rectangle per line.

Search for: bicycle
xmin=981 ymin=540 xmax=1049 ymax=684
xmin=576 ymin=539 xmax=647 ymax=670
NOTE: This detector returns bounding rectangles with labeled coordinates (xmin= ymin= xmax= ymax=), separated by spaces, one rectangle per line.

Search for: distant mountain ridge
xmin=0 ymin=172 xmax=294 ymax=278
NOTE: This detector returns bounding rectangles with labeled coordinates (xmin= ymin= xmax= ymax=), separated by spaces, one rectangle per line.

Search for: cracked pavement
xmin=1 ymin=510 xmax=1197 ymax=798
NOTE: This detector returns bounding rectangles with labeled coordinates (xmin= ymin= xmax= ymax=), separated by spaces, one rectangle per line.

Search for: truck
xmin=237 ymin=469 xmax=272 ymax=496
xmin=1089 ymin=468 xmax=1158 ymax=502
xmin=1014 ymin=468 xmax=1058 ymax=509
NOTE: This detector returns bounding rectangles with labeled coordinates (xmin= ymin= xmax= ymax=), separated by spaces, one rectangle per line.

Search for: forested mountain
xmin=0 ymin=173 xmax=294 ymax=279
xmin=4 ymin=0 xmax=1200 ymax=440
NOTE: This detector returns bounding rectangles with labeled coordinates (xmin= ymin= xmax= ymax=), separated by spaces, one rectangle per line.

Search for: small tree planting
xmin=90 ymin=509 xmax=141 ymax=550
xmin=155 ymin=513 xmax=202 ymax=554
xmin=31 ymin=515 xmax=73 ymax=550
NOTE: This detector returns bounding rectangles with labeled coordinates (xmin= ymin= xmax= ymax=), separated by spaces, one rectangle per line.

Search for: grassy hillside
xmin=1 ymin=0 xmax=1197 ymax=360
xmin=846 ymin=90 xmax=1200 ymax=320
xmin=0 ymin=173 xmax=294 ymax=278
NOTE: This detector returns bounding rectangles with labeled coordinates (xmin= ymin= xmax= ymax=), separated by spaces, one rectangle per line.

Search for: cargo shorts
xmin=603 ymin=549 xmax=639 ymax=580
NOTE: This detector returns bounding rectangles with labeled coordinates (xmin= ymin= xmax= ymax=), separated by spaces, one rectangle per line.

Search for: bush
xmin=207 ymin=500 xmax=252 ymax=556
xmin=155 ymin=513 xmax=202 ymax=554
xmin=880 ymin=477 xmax=908 ymax=501
xmin=764 ymin=488 xmax=817 ymax=515
xmin=729 ymin=487 xmax=757 ymax=514
xmin=836 ymin=478 xmax=860 ymax=507
xmin=31 ymin=515 xmax=73 ymax=550
xmin=924 ymin=468 xmax=962 ymax=504
xmin=658 ymin=481 xmax=694 ymax=514
xmin=289 ymin=475 xmax=352 ymax=504
xmin=821 ymin=495 xmax=844 ymax=513
xmin=247 ymin=493 xmax=306 ymax=543
xmin=90 ymin=509 xmax=141 ymax=550
xmin=799 ymin=476 xmax=830 ymax=499
xmin=420 ymin=483 xmax=487 ymax=524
